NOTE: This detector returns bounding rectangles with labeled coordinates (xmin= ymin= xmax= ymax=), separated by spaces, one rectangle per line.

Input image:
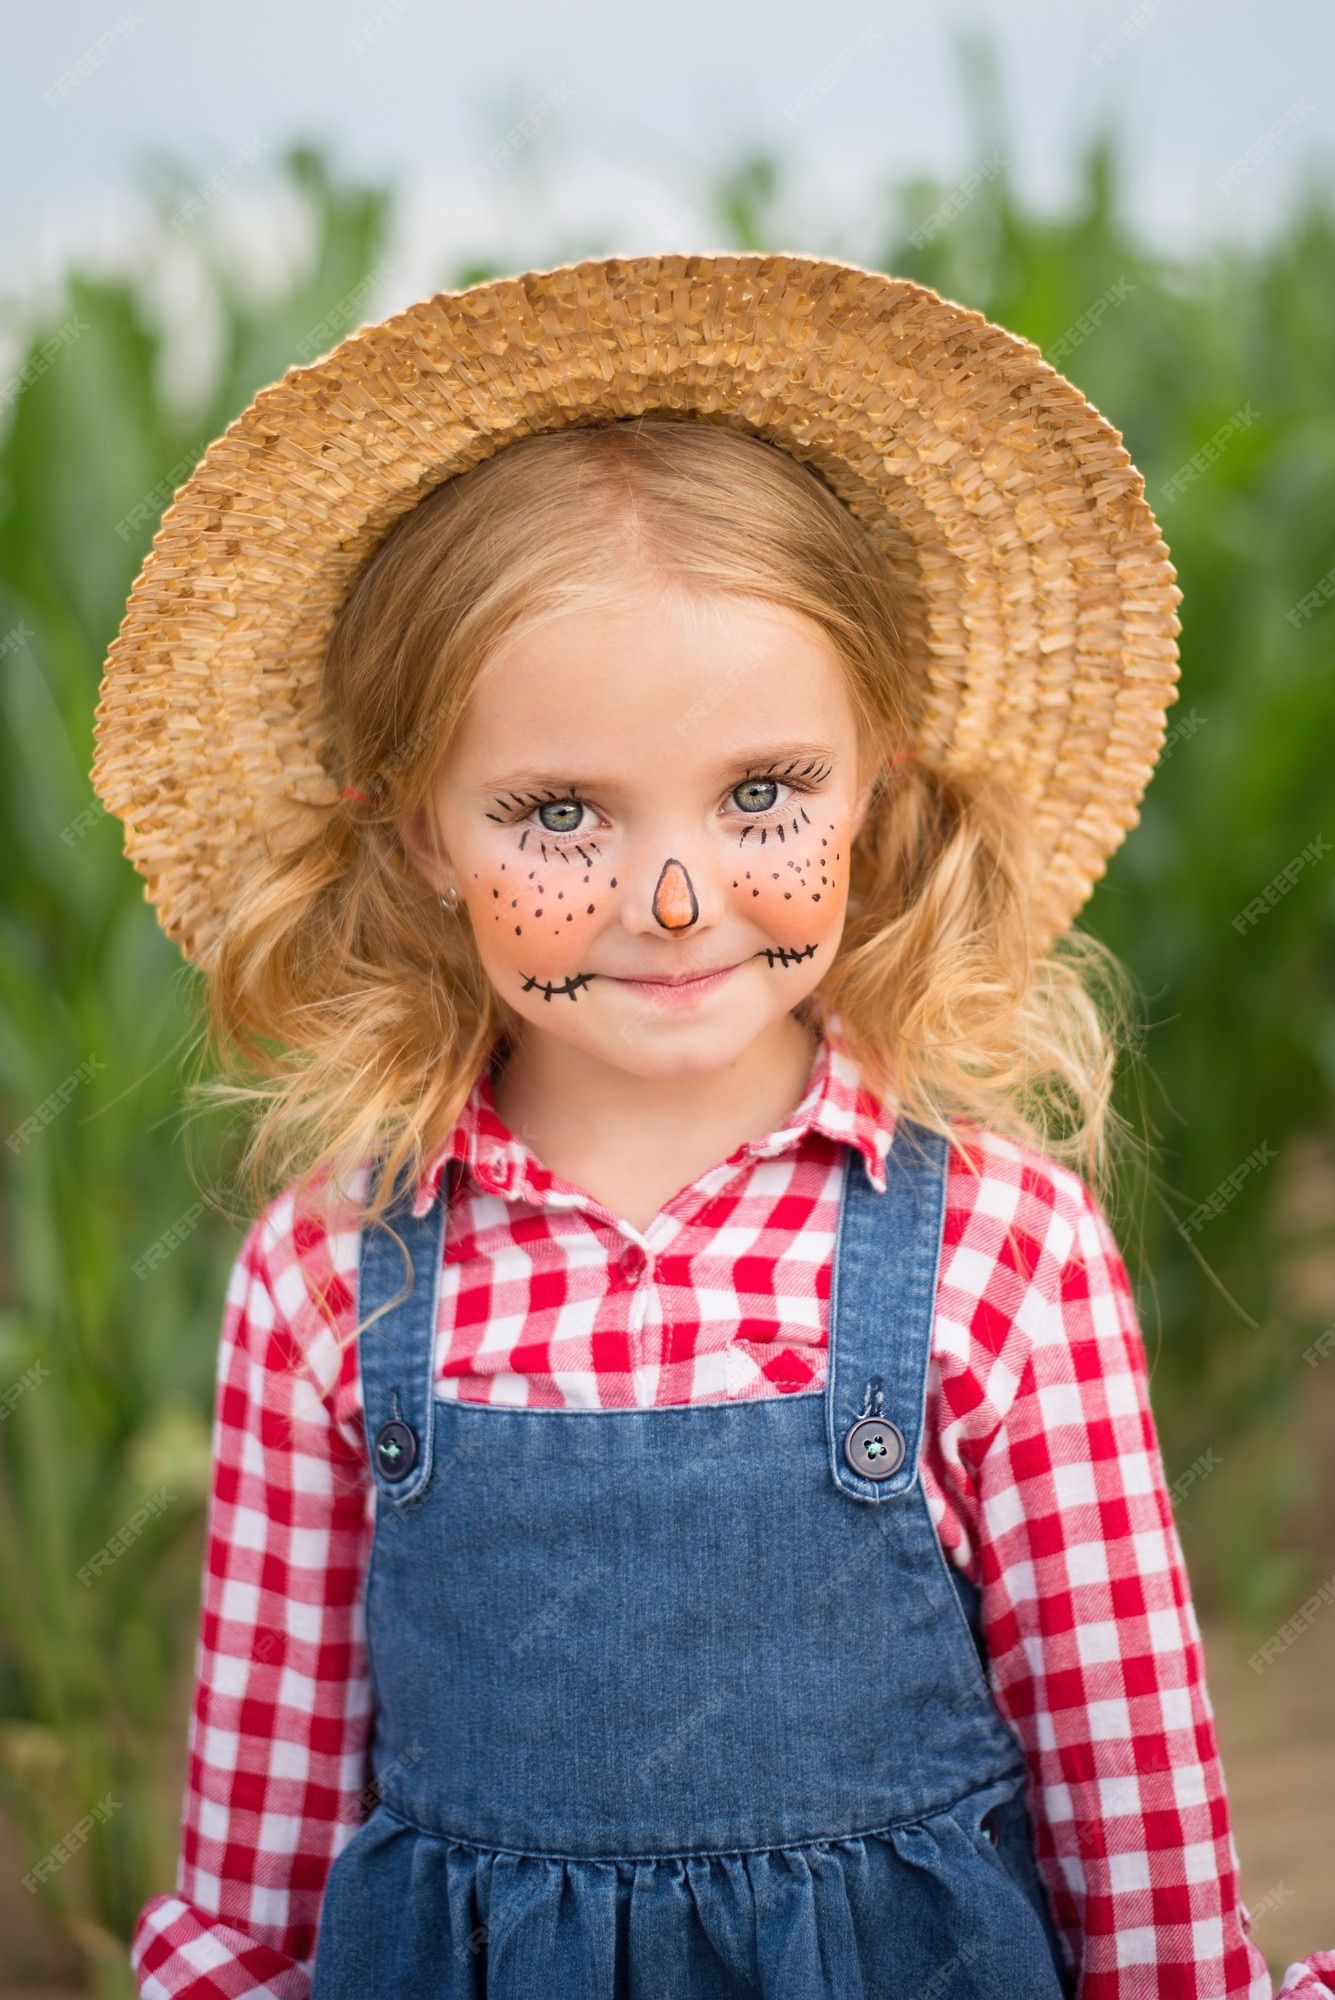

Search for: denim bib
xmin=310 ymin=1118 xmax=1073 ymax=1999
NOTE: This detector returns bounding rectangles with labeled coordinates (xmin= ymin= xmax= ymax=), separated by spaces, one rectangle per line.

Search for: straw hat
xmin=91 ymin=253 xmax=1180 ymax=967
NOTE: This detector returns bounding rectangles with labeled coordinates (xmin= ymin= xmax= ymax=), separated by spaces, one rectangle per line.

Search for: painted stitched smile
xmin=516 ymin=945 xmax=820 ymax=1000
xmin=519 ymin=972 xmax=597 ymax=1002
xmin=758 ymin=944 xmax=818 ymax=968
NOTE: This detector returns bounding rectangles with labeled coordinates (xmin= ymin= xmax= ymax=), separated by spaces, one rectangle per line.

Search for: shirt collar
xmin=409 ymin=1012 xmax=898 ymax=1218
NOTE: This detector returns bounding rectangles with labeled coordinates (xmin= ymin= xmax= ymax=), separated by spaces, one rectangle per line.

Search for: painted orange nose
xmin=652 ymin=858 xmax=699 ymax=931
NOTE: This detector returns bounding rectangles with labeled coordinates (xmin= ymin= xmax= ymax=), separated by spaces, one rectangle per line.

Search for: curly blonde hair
xmin=194 ymin=416 xmax=1139 ymax=1245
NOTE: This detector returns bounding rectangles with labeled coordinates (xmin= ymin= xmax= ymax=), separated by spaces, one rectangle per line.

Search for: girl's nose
xmin=652 ymin=858 xmax=699 ymax=932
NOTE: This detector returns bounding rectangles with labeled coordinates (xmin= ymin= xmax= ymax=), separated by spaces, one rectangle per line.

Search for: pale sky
xmin=5 ymin=0 xmax=1333 ymax=322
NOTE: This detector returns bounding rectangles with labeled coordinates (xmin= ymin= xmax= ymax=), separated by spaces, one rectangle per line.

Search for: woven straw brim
xmin=91 ymin=253 xmax=1180 ymax=967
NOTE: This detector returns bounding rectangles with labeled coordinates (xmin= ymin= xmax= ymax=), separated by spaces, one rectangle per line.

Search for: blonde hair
xmin=195 ymin=416 xmax=1139 ymax=1245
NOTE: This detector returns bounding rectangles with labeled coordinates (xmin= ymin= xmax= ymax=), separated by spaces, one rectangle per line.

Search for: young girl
xmin=92 ymin=256 xmax=1333 ymax=1998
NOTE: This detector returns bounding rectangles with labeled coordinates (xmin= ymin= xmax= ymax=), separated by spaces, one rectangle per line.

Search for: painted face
xmin=400 ymin=584 xmax=880 ymax=1082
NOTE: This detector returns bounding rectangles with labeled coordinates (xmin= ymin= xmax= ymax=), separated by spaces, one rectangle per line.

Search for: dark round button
xmin=374 ymin=1420 xmax=418 ymax=1483
xmin=843 ymin=1416 xmax=906 ymax=1481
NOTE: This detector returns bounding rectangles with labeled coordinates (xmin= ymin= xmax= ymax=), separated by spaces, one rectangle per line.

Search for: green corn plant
xmin=0 ymin=144 xmax=391 ymax=1994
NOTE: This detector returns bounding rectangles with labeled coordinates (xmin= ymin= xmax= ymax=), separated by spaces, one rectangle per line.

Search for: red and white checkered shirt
xmin=132 ymin=1022 xmax=1334 ymax=1999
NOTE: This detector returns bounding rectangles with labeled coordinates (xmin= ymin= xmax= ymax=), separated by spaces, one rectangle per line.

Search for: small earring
xmin=440 ymin=886 xmax=460 ymax=913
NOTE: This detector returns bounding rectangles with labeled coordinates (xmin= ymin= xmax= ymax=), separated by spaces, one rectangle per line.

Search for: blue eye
xmin=537 ymin=800 xmax=586 ymax=834
xmin=733 ymin=779 xmax=780 ymax=814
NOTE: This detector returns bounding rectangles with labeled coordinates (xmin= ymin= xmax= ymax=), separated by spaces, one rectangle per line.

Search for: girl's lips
xmin=610 ymin=965 xmax=739 ymax=1005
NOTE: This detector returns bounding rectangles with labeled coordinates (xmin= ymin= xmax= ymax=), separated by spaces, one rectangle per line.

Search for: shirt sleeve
xmin=131 ymin=1202 xmax=375 ymax=1999
xmin=955 ymin=1158 xmax=1335 ymax=1999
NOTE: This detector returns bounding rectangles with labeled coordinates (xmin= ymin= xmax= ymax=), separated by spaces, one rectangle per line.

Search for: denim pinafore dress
xmin=310 ymin=1118 xmax=1074 ymax=2000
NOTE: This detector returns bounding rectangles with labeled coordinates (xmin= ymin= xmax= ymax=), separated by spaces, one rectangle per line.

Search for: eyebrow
xmin=481 ymin=742 xmax=842 ymax=792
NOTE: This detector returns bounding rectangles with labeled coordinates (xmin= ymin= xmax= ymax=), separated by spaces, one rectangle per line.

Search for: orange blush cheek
xmin=467 ymin=859 xmax=616 ymax=978
xmin=726 ymin=820 xmax=849 ymax=947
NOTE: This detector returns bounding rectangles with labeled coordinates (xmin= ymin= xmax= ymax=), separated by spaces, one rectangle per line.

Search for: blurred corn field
xmin=0 ymin=118 xmax=1333 ymax=1989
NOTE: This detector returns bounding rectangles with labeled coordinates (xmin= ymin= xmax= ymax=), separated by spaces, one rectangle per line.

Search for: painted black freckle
xmin=784 ymin=892 xmax=792 ymax=899
xmin=528 ymin=870 xmax=537 ymax=880
xmin=492 ymin=888 xmax=499 ymax=898
xmin=752 ymin=889 xmax=760 ymax=897
xmin=535 ymin=909 xmax=542 ymax=917
xmin=583 ymin=874 xmax=590 ymax=883
xmin=515 ymin=925 xmax=522 ymax=935
xmin=771 ymin=872 xmax=780 ymax=879
xmin=732 ymin=881 xmax=738 ymax=889
xmin=821 ymin=838 xmax=827 ymax=847
xmin=511 ymin=899 xmax=518 ymax=908
xmin=587 ymin=904 xmax=595 ymax=914
xmin=557 ymin=891 xmax=564 ymax=899
xmin=610 ymin=877 xmax=617 ymax=887
xmin=566 ymin=914 xmax=573 ymax=922
xmin=812 ymin=894 xmax=821 ymax=902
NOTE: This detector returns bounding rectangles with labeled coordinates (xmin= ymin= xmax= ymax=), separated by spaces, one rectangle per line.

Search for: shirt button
xmin=842 ymin=1416 xmax=906 ymax=1481
xmin=617 ymin=1245 xmax=646 ymax=1282
xmin=480 ymin=1145 xmax=511 ymax=1191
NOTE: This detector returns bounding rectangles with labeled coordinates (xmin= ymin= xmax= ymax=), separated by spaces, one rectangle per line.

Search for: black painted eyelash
xmin=731 ymin=764 xmax=828 ymax=847
xmin=484 ymin=787 xmax=584 ymax=825
xmin=488 ymin=789 xmax=603 ymax=863
xmin=737 ymin=759 xmax=833 ymax=790
xmin=485 ymin=762 xmax=833 ymax=846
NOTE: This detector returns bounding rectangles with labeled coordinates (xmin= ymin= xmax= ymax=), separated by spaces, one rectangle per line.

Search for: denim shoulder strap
xmin=825 ymin=1115 xmax=950 ymax=1503
xmin=356 ymin=1156 xmax=451 ymax=1508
